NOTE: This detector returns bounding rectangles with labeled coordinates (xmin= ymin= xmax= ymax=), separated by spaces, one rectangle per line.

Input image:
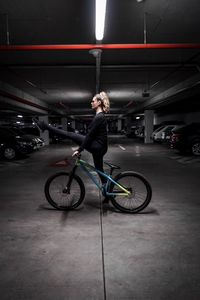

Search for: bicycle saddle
xmin=104 ymin=161 xmax=120 ymax=170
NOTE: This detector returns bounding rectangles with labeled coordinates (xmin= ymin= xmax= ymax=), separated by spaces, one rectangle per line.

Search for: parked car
xmin=170 ymin=123 xmax=200 ymax=155
xmin=4 ymin=126 xmax=45 ymax=150
xmin=161 ymin=125 xmax=183 ymax=143
xmin=0 ymin=127 xmax=35 ymax=160
xmin=126 ymin=126 xmax=137 ymax=138
xmin=21 ymin=124 xmax=61 ymax=145
xmin=134 ymin=126 xmax=144 ymax=138
xmin=152 ymin=125 xmax=181 ymax=142
xmin=120 ymin=129 xmax=126 ymax=135
xmin=151 ymin=125 xmax=166 ymax=142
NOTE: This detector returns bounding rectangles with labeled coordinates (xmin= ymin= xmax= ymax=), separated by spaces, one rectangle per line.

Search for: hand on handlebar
xmin=72 ymin=150 xmax=81 ymax=157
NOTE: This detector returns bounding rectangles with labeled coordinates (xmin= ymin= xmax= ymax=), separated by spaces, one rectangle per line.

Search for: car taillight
xmin=171 ymin=133 xmax=183 ymax=142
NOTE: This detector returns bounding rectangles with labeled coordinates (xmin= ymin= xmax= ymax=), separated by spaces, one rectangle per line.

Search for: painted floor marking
xmin=118 ymin=145 xmax=126 ymax=151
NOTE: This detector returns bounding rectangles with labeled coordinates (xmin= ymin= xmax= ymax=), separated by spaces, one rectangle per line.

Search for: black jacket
xmin=78 ymin=112 xmax=107 ymax=153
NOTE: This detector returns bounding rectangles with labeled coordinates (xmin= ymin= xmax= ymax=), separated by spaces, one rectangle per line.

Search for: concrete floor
xmin=0 ymin=136 xmax=200 ymax=300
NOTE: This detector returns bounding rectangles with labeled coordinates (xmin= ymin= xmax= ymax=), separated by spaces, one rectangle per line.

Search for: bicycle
xmin=44 ymin=154 xmax=152 ymax=213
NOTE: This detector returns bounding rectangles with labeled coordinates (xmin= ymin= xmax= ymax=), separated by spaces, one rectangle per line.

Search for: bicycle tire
xmin=109 ymin=171 xmax=152 ymax=213
xmin=44 ymin=172 xmax=85 ymax=210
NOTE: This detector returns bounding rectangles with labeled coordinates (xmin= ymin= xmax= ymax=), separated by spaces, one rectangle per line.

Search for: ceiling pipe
xmin=1 ymin=43 xmax=200 ymax=51
xmin=89 ymin=49 xmax=102 ymax=93
xmin=7 ymin=64 xmax=198 ymax=69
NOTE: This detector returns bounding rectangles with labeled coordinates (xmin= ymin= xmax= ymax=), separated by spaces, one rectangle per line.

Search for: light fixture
xmin=136 ymin=116 xmax=140 ymax=120
xmin=95 ymin=0 xmax=107 ymax=40
xmin=17 ymin=114 xmax=23 ymax=118
xmin=136 ymin=0 xmax=144 ymax=2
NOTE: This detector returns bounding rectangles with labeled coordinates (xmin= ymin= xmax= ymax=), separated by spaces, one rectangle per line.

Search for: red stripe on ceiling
xmin=0 ymin=43 xmax=200 ymax=51
xmin=0 ymin=89 xmax=49 ymax=112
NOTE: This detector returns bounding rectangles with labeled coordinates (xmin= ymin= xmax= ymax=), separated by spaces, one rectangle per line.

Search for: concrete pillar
xmin=125 ymin=116 xmax=132 ymax=135
xmin=61 ymin=117 xmax=68 ymax=131
xmin=71 ymin=120 xmax=75 ymax=130
xmin=39 ymin=116 xmax=49 ymax=145
xmin=144 ymin=110 xmax=154 ymax=143
xmin=117 ymin=119 xmax=122 ymax=133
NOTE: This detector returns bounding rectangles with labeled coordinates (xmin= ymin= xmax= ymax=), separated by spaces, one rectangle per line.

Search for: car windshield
xmin=154 ymin=126 xmax=165 ymax=133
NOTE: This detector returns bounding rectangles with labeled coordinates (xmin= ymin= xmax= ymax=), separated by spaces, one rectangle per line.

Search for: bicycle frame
xmin=73 ymin=158 xmax=131 ymax=197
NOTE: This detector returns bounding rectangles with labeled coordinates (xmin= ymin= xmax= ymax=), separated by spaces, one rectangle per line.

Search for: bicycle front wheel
xmin=110 ymin=171 xmax=152 ymax=213
xmin=44 ymin=172 xmax=85 ymax=210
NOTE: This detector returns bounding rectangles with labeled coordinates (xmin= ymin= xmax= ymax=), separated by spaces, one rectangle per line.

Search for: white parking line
xmin=177 ymin=157 xmax=194 ymax=163
xmin=118 ymin=145 xmax=126 ymax=151
xmin=169 ymin=155 xmax=200 ymax=165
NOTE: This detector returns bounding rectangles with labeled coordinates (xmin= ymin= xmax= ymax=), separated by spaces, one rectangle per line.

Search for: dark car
xmin=170 ymin=123 xmax=200 ymax=156
xmin=161 ymin=125 xmax=183 ymax=143
xmin=126 ymin=126 xmax=137 ymax=138
xmin=135 ymin=126 xmax=144 ymax=138
xmin=0 ymin=127 xmax=35 ymax=160
xmin=7 ymin=126 xmax=45 ymax=150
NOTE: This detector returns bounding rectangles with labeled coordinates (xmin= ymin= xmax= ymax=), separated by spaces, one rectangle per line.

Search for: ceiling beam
xmin=0 ymin=80 xmax=64 ymax=115
xmin=128 ymin=73 xmax=200 ymax=114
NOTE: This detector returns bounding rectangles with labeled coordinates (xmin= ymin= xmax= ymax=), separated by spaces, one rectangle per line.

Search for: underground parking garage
xmin=0 ymin=1 xmax=200 ymax=299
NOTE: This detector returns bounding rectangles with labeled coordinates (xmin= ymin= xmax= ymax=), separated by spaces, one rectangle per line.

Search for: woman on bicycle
xmin=33 ymin=91 xmax=110 ymax=186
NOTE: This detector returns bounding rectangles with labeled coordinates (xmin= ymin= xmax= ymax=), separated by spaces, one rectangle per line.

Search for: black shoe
xmin=32 ymin=117 xmax=46 ymax=132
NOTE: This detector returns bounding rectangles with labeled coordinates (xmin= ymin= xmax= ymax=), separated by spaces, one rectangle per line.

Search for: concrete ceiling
xmin=0 ymin=0 xmax=200 ymax=121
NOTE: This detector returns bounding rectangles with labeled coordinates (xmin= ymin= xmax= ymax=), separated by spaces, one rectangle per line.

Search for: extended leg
xmin=92 ymin=153 xmax=112 ymax=204
xmin=33 ymin=118 xmax=85 ymax=145
xmin=92 ymin=153 xmax=107 ymax=185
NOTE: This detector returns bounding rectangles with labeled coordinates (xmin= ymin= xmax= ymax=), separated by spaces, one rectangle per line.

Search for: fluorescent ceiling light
xmin=96 ymin=0 xmax=107 ymax=40
xmin=136 ymin=116 xmax=140 ymax=119
xmin=17 ymin=114 xmax=23 ymax=118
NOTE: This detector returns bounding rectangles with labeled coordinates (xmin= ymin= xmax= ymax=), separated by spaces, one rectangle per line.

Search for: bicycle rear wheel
xmin=109 ymin=171 xmax=152 ymax=213
xmin=44 ymin=172 xmax=85 ymax=210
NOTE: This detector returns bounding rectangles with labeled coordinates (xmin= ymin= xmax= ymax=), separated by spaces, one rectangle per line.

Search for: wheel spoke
xmin=49 ymin=176 xmax=80 ymax=207
xmin=110 ymin=172 xmax=152 ymax=213
xmin=45 ymin=173 xmax=85 ymax=210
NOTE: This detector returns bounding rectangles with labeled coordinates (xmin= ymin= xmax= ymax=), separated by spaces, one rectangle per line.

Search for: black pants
xmin=45 ymin=124 xmax=107 ymax=184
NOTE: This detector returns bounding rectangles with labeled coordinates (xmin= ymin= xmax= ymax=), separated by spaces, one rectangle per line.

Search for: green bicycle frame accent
xmin=76 ymin=158 xmax=130 ymax=196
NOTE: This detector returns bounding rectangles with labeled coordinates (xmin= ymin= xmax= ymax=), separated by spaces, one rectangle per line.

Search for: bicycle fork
xmin=63 ymin=165 xmax=78 ymax=194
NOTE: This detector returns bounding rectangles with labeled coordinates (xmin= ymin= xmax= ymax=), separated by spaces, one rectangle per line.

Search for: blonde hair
xmin=96 ymin=91 xmax=110 ymax=113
